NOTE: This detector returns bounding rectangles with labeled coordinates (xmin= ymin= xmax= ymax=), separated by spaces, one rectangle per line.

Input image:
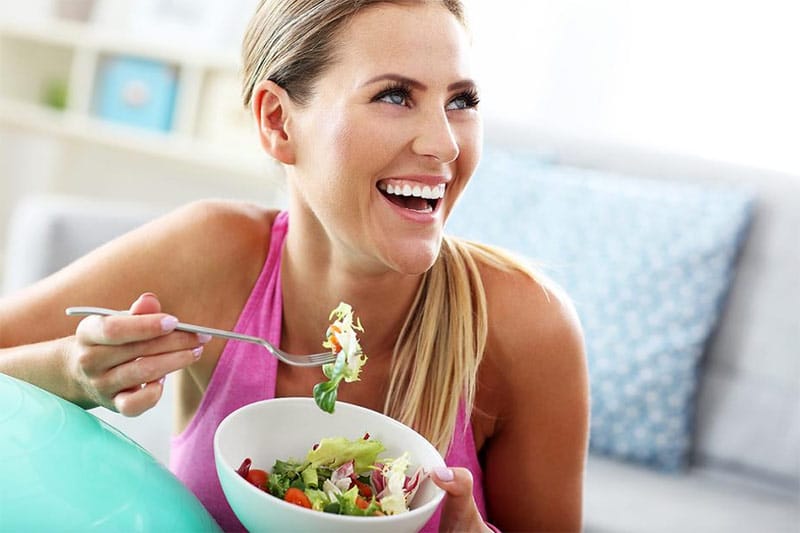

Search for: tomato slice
xmin=354 ymin=478 xmax=373 ymax=498
xmin=246 ymin=469 xmax=268 ymax=490
xmin=355 ymin=496 xmax=369 ymax=510
xmin=327 ymin=325 xmax=343 ymax=352
xmin=328 ymin=335 xmax=342 ymax=353
xmin=284 ymin=487 xmax=312 ymax=508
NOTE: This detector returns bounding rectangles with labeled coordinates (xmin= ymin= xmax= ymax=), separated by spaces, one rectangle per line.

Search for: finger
xmin=129 ymin=292 xmax=162 ymax=315
xmin=94 ymin=345 xmax=204 ymax=396
xmin=113 ymin=376 xmax=167 ymax=417
xmin=432 ymin=466 xmax=473 ymax=496
xmin=82 ymin=328 xmax=208 ymax=374
xmin=431 ymin=467 xmax=485 ymax=532
xmin=73 ymin=315 xmax=210 ymax=377
xmin=75 ymin=312 xmax=180 ymax=347
xmin=126 ymin=293 xmax=213 ymax=353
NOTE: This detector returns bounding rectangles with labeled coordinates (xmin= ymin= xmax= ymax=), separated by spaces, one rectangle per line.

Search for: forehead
xmin=331 ymin=3 xmax=472 ymax=84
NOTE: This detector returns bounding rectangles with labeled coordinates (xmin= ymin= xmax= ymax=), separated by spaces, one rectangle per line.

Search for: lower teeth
xmin=384 ymin=193 xmax=433 ymax=212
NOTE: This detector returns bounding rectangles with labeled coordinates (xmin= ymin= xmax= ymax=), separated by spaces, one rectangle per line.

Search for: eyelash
xmin=372 ymin=81 xmax=411 ymax=105
xmin=452 ymin=88 xmax=481 ymax=110
xmin=372 ymin=82 xmax=480 ymax=110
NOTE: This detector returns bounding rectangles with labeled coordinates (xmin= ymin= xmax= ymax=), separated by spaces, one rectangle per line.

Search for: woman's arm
xmin=0 ymin=200 xmax=272 ymax=414
xmin=481 ymin=270 xmax=590 ymax=532
xmin=0 ymin=292 xmax=206 ymax=413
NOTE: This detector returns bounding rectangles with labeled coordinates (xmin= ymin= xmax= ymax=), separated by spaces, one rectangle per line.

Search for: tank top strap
xmin=169 ymin=211 xmax=289 ymax=533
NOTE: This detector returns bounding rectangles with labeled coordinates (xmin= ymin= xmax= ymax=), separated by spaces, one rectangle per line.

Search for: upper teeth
xmin=378 ymin=181 xmax=445 ymax=200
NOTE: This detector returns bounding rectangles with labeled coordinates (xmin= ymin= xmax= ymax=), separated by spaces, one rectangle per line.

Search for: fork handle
xmin=65 ymin=306 xmax=268 ymax=346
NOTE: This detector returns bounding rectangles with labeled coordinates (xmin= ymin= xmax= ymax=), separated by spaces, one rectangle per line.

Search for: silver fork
xmin=65 ymin=306 xmax=337 ymax=367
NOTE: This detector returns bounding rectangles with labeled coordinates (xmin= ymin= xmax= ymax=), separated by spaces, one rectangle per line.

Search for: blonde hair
xmin=242 ymin=0 xmax=466 ymax=106
xmin=385 ymin=238 xmax=537 ymax=453
xmin=241 ymin=0 xmax=530 ymax=456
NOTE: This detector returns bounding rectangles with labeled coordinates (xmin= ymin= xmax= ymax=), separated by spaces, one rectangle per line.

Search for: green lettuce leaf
xmin=305 ymin=436 xmax=385 ymax=473
xmin=313 ymin=302 xmax=367 ymax=413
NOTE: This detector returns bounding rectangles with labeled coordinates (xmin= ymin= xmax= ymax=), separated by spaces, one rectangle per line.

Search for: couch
xmin=2 ymin=131 xmax=798 ymax=532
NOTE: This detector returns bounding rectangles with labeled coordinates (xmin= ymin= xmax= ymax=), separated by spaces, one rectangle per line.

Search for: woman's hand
xmin=66 ymin=292 xmax=209 ymax=416
xmin=432 ymin=467 xmax=494 ymax=533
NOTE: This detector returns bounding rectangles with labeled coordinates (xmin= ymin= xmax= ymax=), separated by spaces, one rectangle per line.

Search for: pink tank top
xmin=170 ymin=211 xmax=487 ymax=531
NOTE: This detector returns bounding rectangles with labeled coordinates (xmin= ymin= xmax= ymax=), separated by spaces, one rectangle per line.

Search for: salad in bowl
xmin=214 ymin=399 xmax=446 ymax=533
xmin=236 ymin=434 xmax=425 ymax=517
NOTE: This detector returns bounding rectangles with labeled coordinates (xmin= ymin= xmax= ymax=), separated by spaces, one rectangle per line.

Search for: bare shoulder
xmin=160 ymin=200 xmax=276 ymax=265
xmin=128 ymin=200 xmax=279 ymax=318
xmin=0 ymin=199 xmax=279 ymax=346
xmin=472 ymin=249 xmax=589 ymax=434
xmin=478 ymin=255 xmax=585 ymax=375
xmin=473 ymin=250 xmax=590 ymax=531
xmin=83 ymin=198 xmax=278 ymax=298
xmin=162 ymin=199 xmax=274 ymax=242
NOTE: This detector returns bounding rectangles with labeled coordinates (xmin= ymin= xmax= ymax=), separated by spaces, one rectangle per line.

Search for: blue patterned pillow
xmin=447 ymin=148 xmax=754 ymax=471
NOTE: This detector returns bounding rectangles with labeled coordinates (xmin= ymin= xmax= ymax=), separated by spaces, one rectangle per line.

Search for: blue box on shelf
xmin=95 ymin=56 xmax=179 ymax=133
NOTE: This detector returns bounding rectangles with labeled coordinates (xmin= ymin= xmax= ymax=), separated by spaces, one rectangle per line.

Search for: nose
xmin=411 ymin=109 xmax=460 ymax=163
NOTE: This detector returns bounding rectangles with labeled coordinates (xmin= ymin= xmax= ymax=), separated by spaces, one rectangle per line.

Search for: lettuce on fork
xmin=313 ymin=302 xmax=367 ymax=413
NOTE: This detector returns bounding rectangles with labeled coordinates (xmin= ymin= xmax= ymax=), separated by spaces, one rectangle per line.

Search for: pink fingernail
xmin=161 ymin=315 xmax=178 ymax=332
xmin=197 ymin=333 xmax=212 ymax=344
xmin=158 ymin=376 xmax=166 ymax=385
xmin=192 ymin=346 xmax=204 ymax=359
xmin=433 ymin=466 xmax=454 ymax=482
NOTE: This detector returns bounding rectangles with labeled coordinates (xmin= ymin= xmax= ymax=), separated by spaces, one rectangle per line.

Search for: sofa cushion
xmin=690 ymin=170 xmax=800 ymax=485
xmin=447 ymin=148 xmax=754 ymax=471
xmin=2 ymin=195 xmax=165 ymax=294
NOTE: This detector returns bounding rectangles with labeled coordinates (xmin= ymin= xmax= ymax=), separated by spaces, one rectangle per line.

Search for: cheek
xmin=294 ymin=100 xmax=350 ymax=159
xmin=315 ymin=112 xmax=369 ymax=171
xmin=324 ymin=124 xmax=355 ymax=171
xmin=303 ymin=117 xmax=376 ymax=216
xmin=461 ymin=134 xmax=482 ymax=178
xmin=453 ymin=121 xmax=483 ymax=190
xmin=330 ymin=118 xmax=401 ymax=189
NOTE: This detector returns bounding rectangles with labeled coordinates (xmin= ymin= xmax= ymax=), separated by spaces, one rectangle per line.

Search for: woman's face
xmin=286 ymin=2 xmax=482 ymax=276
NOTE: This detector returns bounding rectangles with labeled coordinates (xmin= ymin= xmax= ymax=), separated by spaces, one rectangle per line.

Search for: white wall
xmin=466 ymin=0 xmax=800 ymax=176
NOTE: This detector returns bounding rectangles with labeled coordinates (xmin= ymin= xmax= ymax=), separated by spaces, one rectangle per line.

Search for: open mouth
xmin=377 ymin=179 xmax=445 ymax=214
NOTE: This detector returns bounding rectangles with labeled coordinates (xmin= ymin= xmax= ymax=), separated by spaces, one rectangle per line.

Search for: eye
xmin=372 ymin=82 xmax=412 ymax=107
xmin=446 ymin=89 xmax=480 ymax=111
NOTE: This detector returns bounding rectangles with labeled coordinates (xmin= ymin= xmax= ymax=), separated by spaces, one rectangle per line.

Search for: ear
xmin=251 ymin=80 xmax=296 ymax=164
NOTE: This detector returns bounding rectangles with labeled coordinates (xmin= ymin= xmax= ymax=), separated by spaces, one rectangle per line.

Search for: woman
xmin=0 ymin=0 xmax=589 ymax=531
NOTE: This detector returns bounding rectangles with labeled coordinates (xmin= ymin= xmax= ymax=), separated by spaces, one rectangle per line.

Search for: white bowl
xmin=214 ymin=397 xmax=446 ymax=533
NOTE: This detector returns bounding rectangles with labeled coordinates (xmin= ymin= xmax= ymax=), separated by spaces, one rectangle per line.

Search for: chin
xmin=385 ymin=238 xmax=442 ymax=275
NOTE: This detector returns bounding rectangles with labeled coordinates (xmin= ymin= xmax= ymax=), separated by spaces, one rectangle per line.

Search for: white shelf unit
xmin=0 ymin=16 xmax=272 ymax=179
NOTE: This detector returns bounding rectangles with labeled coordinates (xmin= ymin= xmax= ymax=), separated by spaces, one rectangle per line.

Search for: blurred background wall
xmin=468 ymin=0 xmax=799 ymax=176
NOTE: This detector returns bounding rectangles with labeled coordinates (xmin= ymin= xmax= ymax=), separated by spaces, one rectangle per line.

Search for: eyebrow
xmin=362 ymin=74 xmax=477 ymax=92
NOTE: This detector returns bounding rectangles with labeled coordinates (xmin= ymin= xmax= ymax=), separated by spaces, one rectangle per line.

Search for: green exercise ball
xmin=0 ymin=373 xmax=221 ymax=532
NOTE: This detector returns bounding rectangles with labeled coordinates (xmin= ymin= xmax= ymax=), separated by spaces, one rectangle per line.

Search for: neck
xmin=279 ymin=211 xmax=423 ymax=360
